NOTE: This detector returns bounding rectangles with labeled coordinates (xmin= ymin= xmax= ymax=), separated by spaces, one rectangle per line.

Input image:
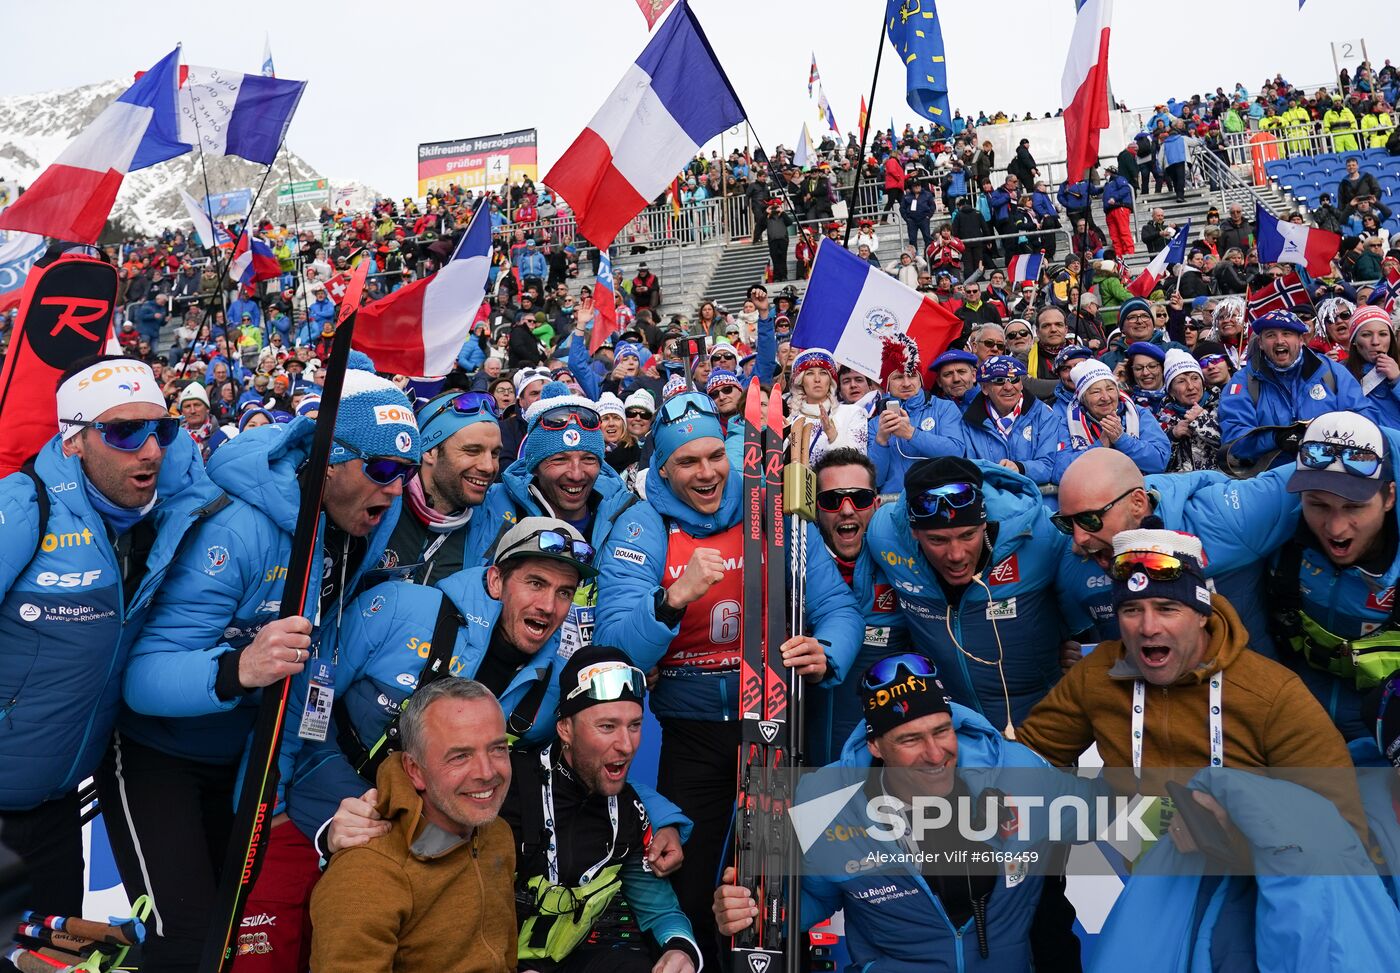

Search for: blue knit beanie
xmin=347 ymin=349 xmax=377 ymax=372
xmin=652 ymin=391 xmax=723 ymax=469
xmin=521 ymin=381 xmax=604 ymax=471
xmin=328 ymin=368 xmax=422 ymax=465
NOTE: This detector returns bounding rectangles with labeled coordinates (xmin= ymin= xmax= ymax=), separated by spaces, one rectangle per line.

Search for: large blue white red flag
xmin=793 ymin=239 xmax=961 ymax=381
xmin=1256 ymin=204 xmax=1339 ymax=277
xmin=0 ymin=48 xmax=188 ymax=244
xmin=1007 ymin=252 xmax=1044 ymax=286
xmin=354 ymin=201 xmax=492 ymax=377
xmin=1061 ymin=0 xmax=1113 ymax=178
xmin=544 ymin=0 xmax=745 ymax=248
xmin=1127 ymin=221 xmax=1190 ymax=298
xmin=229 ymin=233 xmax=280 ymax=285
xmin=178 ymin=65 xmax=305 ymax=165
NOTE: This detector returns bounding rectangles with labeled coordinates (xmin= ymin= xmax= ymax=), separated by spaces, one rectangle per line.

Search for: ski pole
xmin=18 ymin=914 xmax=139 ymax=948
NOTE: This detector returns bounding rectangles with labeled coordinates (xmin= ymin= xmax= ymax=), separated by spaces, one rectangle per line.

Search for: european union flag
xmin=886 ymin=0 xmax=950 ymax=133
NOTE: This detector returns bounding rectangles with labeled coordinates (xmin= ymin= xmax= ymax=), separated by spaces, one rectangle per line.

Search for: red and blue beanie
xmin=329 ymin=368 xmax=421 ymax=465
xmin=522 ymin=381 xmax=604 ymax=471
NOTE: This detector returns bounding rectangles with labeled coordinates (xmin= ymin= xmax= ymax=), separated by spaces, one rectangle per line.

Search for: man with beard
xmin=1218 ymin=309 xmax=1374 ymax=467
xmin=504 ymin=647 xmax=699 ymax=973
xmin=107 ymin=366 xmax=420 ymax=970
xmin=309 ymin=678 xmax=517 ymax=971
xmin=0 ymin=357 xmax=220 ymax=918
xmin=811 ymin=449 xmax=902 ymax=753
xmin=381 ymin=389 xmax=509 ymax=584
xmin=487 ymin=383 xmax=641 ymax=655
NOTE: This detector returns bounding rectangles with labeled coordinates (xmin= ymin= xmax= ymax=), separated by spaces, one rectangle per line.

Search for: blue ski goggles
xmin=908 ymin=482 xmax=981 ymax=524
xmin=861 ymin=653 xmax=939 ymax=692
xmin=1299 ymin=441 xmax=1382 ymax=479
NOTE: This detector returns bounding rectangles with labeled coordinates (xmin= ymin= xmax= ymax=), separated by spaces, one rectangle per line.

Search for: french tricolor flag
xmin=1127 ymin=221 xmax=1190 ymax=298
xmin=0 ymin=48 xmax=189 ymax=244
xmin=544 ymin=1 xmax=745 ymax=248
xmin=1061 ymin=0 xmax=1113 ymax=180
xmin=792 ymin=239 xmax=962 ymax=383
xmin=177 ymin=66 xmax=306 ymax=166
xmin=353 ymin=201 xmax=492 ymax=378
xmin=1007 ymin=252 xmax=1043 ymax=286
xmin=1255 ymin=203 xmax=1340 ymax=278
xmin=590 ymin=249 xmax=620 ymax=354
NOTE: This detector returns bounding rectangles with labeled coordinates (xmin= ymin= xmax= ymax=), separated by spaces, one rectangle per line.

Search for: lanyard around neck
xmin=540 ymin=745 xmax=619 ymax=887
xmin=1131 ymin=672 xmax=1222 ymax=777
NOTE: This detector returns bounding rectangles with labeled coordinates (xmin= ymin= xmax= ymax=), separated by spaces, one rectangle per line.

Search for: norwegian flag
xmin=1246 ymin=270 xmax=1311 ymax=322
xmin=1367 ymin=264 xmax=1400 ymax=314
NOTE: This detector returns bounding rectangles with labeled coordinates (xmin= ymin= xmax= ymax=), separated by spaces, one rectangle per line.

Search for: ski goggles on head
xmin=423 ymin=390 xmax=499 ymax=423
xmin=63 ymin=417 xmax=180 ymax=452
xmin=1298 ymin=441 xmax=1382 ymax=478
xmin=1110 ymin=550 xmax=1188 ymax=582
xmin=535 ymin=405 xmax=602 ymax=431
xmin=908 ymin=482 xmax=980 ymax=523
xmin=499 ymin=528 xmax=596 ymax=566
xmin=564 ymin=662 xmax=647 ymax=703
xmin=817 ymin=487 xmax=877 ymax=513
xmin=862 ymin=652 xmax=938 ymax=691
xmin=658 ymin=392 xmax=719 ymax=426
xmin=333 ymin=439 xmax=419 ymax=486
xmin=1049 ymin=486 xmax=1139 ymax=535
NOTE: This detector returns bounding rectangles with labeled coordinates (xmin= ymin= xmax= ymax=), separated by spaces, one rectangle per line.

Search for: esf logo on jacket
xmin=35 ymin=569 xmax=102 ymax=588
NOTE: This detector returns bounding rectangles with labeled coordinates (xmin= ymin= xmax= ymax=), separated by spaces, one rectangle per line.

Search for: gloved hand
xmin=1273 ymin=421 xmax=1309 ymax=454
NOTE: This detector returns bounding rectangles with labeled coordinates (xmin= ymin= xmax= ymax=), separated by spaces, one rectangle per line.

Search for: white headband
xmin=57 ymin=360 xmax=166 ymax=440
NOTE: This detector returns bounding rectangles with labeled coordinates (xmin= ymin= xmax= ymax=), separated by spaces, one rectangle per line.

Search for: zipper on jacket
xmin=1 ymin=694 xmax=18 ymax=725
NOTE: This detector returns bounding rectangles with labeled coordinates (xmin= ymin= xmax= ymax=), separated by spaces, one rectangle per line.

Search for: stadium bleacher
xmin=1265 ymin=148 xmax=1400 ymax=236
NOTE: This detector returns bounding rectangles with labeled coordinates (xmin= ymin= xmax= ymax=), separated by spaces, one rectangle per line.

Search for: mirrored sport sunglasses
xmin=1110 ymin=550 xmax=1187 ymax=582
xmin=1197 ymin=354 xmax=1228 ymax=369
xmin=816 ymin=487 xmax=877 ymax=513
xmin=564 ymin=663 xmax=647 ymax=703
xmin=1299 ymin=441 xmax=1381 ymax=478
xmin=333 ymin=439 xmax=419 ymax=486
xmin=536 ymin=405 xmax=601 ymax=431
xmin=501 ymin=528 xmax=596 ymax=565
xmin=908 ymin=482 xmax=980 ymax=523
xmin=1049 ymin=486 xmax=1139 ymax=535
xmin=861 ymin=652 xmax=938 ymax=691
xmin=64 ymin=417 xmax=180 ymax=452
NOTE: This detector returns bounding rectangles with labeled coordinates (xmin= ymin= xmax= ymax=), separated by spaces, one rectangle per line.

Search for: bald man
xmin=1054 ymin=449 xmax=1299 ymax=644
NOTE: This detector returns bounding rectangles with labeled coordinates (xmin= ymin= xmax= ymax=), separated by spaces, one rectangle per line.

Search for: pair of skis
xmin=733 ymin=380 xmax=806 ymax=973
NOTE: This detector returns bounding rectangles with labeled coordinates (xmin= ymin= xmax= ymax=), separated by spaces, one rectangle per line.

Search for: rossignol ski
xmin=198 ymin=260 xmax=369 ymax=973
xmin=733 ymin=381 xmax=801 ymax=973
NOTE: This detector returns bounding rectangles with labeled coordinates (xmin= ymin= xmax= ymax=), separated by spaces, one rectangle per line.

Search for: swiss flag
xmin=326 ymin=272 xmax=350 ymax=303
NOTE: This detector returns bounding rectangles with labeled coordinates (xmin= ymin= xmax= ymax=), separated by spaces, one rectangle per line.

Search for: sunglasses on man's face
xmin=1006 ymin=329 xmax=1031 ymax=340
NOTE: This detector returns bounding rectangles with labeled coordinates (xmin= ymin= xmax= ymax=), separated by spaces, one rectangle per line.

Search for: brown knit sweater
xmin=1016 ymin=595 xmax=1368 ymax=840
xmin=309 ymin=755 xmax=518 ymax=972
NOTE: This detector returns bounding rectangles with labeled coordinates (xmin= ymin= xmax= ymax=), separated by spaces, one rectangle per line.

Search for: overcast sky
xmin=3 ymin=0 xmax=1397 ymax=200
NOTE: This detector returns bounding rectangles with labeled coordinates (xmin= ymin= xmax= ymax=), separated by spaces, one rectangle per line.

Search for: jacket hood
xmin=500 ymin=452 xmax=625 ymax=518
xmin=642 ymin=464 xmax=743 ymax=536
xmin=1105 ymin=594 xmax=1250 ymax=685
xmin=435 ymin=567 xmax=503 ymax=627
xmin=375 ymin=752 xmax=441 ymax=855
xmin=205 ymin=417 xmax=316 ymax=534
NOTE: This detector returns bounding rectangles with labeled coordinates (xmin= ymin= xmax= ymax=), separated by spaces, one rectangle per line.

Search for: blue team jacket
xmin=1217 ymin=345 xmax=1377 ymax=463
xmin=857 ymin=463 xmax=1091 ymax=726
xmin=1088 ymin=769 xmax=1398 ymax=972
xmin=953 ymin=391 xmax=1062 ymax=486
xmin=121 ymin=419 xmax=400 ymax=764
xmin=868 ymin=390 xmax=965 ymax=494
xmin=1058 ymin=467 xmax=1300 ymax=646
xmin=0 ymin=433 xmax=221 ymax=808
xmin=798 ymin=705 xmax=1069 ymax=973
xmin=593 ymin=464 xmax=863 ymax=722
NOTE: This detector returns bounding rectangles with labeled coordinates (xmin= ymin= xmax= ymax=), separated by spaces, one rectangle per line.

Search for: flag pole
xmin=185 ymin=83 xmax=240 ymax=367
xmin=843 ymin=8 xmax=889 ymax=248
xmin=283 ymin=150 xmax=310 ymax=319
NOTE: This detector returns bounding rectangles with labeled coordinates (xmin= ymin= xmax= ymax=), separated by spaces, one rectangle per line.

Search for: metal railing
xmin=1192 ymin=144 xmax=1282 ymax=219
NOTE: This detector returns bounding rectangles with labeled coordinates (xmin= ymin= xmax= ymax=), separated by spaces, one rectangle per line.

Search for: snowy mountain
xmin=0 ymin=78 xmax=375 ymax=235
